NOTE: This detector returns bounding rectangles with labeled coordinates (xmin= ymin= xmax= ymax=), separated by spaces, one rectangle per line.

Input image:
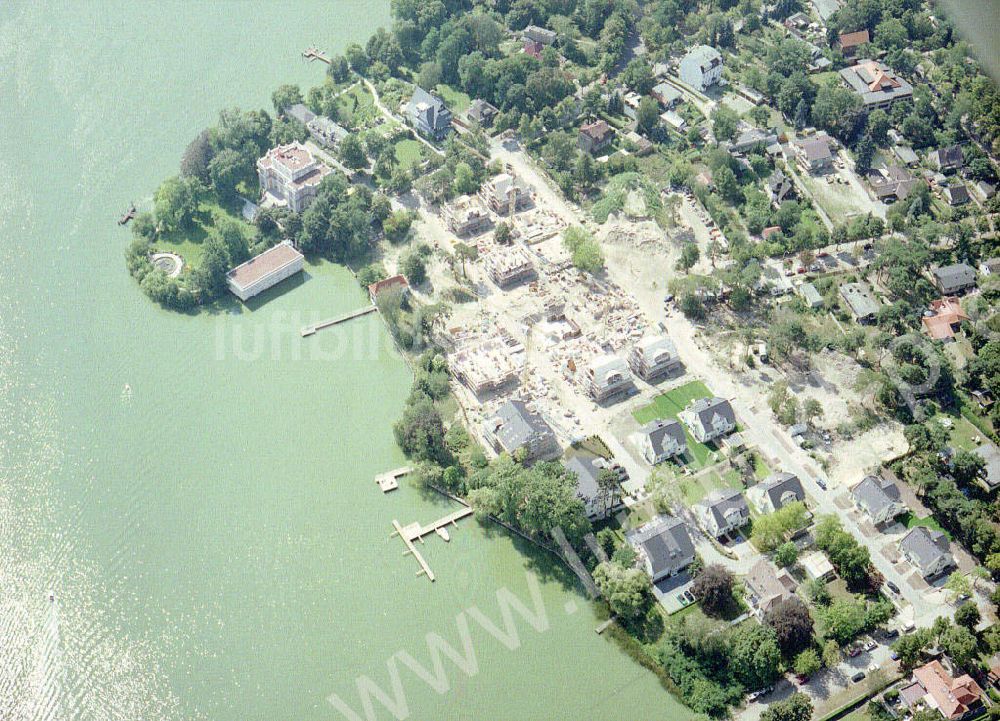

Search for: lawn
xmin=435 ymin=83 xmax=471 ymax=113
xmin=394 ymin=138 xmax=425 ymax=169
xmin=937 ymin=413 xmax=987 ymax=452
xmin=336 ymin=84 xmax=376 ymax=128
xmin=633 ymin=380 xmax=717 ymax=469
xmin=899 ymin=512 xmax=951 ymax=539
xmin=153 ymin=197 xmax=249 ymax=268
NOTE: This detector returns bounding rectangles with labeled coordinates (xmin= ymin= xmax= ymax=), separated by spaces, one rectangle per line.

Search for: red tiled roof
xmin=838 ymin=30 xmax=870 ymax=49
xmin=912 ymin=660 xmax=983 ymax=720
xmin=368 ymin=274 xmax=408 ymax=300
xmin=921 ymin=297 xmax=969 ymax=340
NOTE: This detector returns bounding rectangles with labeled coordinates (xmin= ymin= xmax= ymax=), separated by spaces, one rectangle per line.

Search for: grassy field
xmin=153 ymin=198 xmax=248 ymax=268
xmin=673 ymin=467 xmax=743 ymax=506
xmin=435 ymin=83 xmax=471 ymax=113
xmin=336 ymin=84 xmax=376 ymax=128
xmin=900 ymin=512 xmax=951 ymax=539
xmin=394 ymin=138 xmax=425 ymax=169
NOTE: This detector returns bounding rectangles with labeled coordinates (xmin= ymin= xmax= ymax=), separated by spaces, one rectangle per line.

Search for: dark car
xmin=851 ymin=672 xmax=866 ymax=683
xmin=886 ymin=581 xmax=901 ymax=594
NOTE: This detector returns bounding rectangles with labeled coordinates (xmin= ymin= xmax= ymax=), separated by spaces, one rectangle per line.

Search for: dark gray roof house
xmin=928 ymin=145 xmax=964 ymax=173
xmin=626 ymin=515 xmax=695 ymax=582
xmin=679 ymin=397 xmax=736 ymax=443
xmin=635 ymin=418 xmax=687 ymax=465
xmin=973 ymin=442 xmax=1000 ymax=491
xmin=405 ymin=86 xmax=452 ymax=141
xmin=467 ymin=98 xmax=499 ymax=127
xmin=565 ymin=455 xmax=626 ymax=521
xmin=933 ymin=263 xmax=977 ymax=295
xmin=943 ymin=184 xmax=970 ymax=206
xmin=482 ymin=400 xmax=558 ymax=462
xmin=695 ymin=488 xmax=750 ymax=538
xmin=285 ymin=103 xmax=316 ymax=125
xmin=851 ymin=474 xmax=906 ymax=526
xmin=766 ymin=170 xmax=795 ymax=207
xmin=748 ymin=472 xmax=805 ymax=514
xmin=899 ymin=526 xmax=955 ymax=579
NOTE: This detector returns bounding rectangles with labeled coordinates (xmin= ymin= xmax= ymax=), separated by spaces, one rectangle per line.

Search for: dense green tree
xmin=692 ymin=564 xmax=734 ymax=616
xmin=793 ymin=649 xmax=821 ymax=678
xmin=339 ymin=134 xmax=368 ymax=169
xmin=636 ymin=96 xmax=660 ymax=135
xmin=711 ymin=105 xmax=740 ymax=142
xmin=399 ymin=245 xmax=429 ymax=285
xmin=207 ymin=148 xmax=247 ymax=201
xmin=760 ymin=693 xmax=813 ymax=721
xmin=393 ymin=395 xmax=448 ymax=464
xmin=593 ymin=561 xmax=651 ymax=619
xmin=774 ymin=541 xmax=799 ymax=568
xmin=766 ymin=596 xmax=814 ymax=656
xmin=192 ymin=236 xmax=231 ymax=300
xmin=180 ymin=129 xmax=214 ymax=181
xmin=154 ymin=176 xmax=198 ymax=232
xmin=271 ymin=84 xmax=303 ymax=115
xmin=730 ymin=623 xmax=782 ymax=690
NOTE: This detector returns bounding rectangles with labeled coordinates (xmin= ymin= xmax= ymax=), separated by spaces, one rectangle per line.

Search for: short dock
xmin=390 ymin=505 xmax=474 ymax=582
xmin=117 ymin=204 xmax=136 ymax=226
xmin=302 ymin=46 xmax=332 ymax=64
xmin=375 ymin=466 xmax=411 ymax=493
xmin=301 ymin=305 xmax=377 ymax=336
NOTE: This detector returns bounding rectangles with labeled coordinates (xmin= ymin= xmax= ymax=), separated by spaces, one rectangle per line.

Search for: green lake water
xmin=0 ymin=3 xmax=692 ymax=719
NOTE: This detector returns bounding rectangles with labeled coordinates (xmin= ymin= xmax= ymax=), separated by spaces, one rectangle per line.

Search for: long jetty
xmin=300 ymin=305 xmax=377 ymax=336
xmin=302 ymin=46 xmax=332 ymax=64
xmin=390 ymin=505 xmax=474 ymax=582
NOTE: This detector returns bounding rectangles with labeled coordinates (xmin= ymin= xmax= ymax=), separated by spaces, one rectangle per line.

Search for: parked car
xmin=864 ymin=639 xmax=877 ymax=652
xmin=882 ymin=628 xmax=900 ymax=640
xmin=848 ymin=645 xmax=862 ymax=658
xmin=890 ymin=651 xmax=899 ymax=661
xmin=816 ymin=477 xmax=828 ymax=490
xmin=851 ymin=672 xmax=866 ymax=683
xmin=886 ymin=581 xmax=901 ymax=595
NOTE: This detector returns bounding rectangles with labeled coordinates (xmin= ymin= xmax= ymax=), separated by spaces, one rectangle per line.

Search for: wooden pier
xmin=390 ymin=505 xmax=474 ymax=582
xmin=117 ymin=203 xmax=136 ymax=226
xmin=300 ymin=305 xmax=377 ymax=336
xmin=302 ymin=46 xmax=332 ymax=64
xmin=375 ymin=466 xmax=411 ymax=493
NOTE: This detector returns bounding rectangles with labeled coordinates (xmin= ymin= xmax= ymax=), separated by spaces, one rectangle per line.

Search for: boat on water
xmin=435 ymin=527 xmax=450 ymax=542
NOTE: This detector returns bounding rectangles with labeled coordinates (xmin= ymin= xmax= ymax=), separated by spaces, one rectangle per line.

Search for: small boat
xmin=118 ymin=203 xmax=137 ymax=226
xmin=435 ymin=527 xmax=450 ymax=542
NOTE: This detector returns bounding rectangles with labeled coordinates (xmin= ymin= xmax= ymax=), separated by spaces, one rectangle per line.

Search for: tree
xmin=711 ymin=105 xmax=740 ymax=142
xmin=180 ymin=129 xmax=214 ymax=181
xmin=399 ymin=246 xmax=428 ymax=286
xmin=855 ymin=136 xmax=875 ymax=175
xmin=677 ymin=244 xmax=700 ymax=272
xmin=562 ymin=226 xmax=604 ymax=274
xmin=811 ymin=84 xmax=863 ymax=141
xmin=271 ymin=84 xmax=303 ymax=115
xmin=794 ymin=649 xmax=821 ymax=678
xmin=635 ymin=96 xmax=660 ymax=135
xmin=822 ymin=598 xmax=866 ymax=644
xmin=207 ymin=148 xmax=247 ymax=201
xmin=393 ymin=396 xmax=448 ymax=464
xmin=941 ymin=624 xmax=978 ymax=670
xmin=494 ymin=222 xmax=512 ymax=245
xmin=730 ymin=623 xmax=782 ymax=690
xmin=692 ymin=564 xmax=734 ymax=616
xmin=154 ymin=176 xmax=198 ymax=232
xmin=680 ymin=292 xmax=705 ymax=320
xmin=802 ymin=398 xmax=824 ymax=424
xmin=892 ymin=629 xmax=932 ymax=670
xmin=774 ymin=541 xmax=799 ymax=568
xmin=952 ymin=450 xmax=986 ymax=486
xmin=945 ymin=572 xmax=972 ymax=602
xmin=766 ymin=596 xmax=814 ymax=656
xmin=822 ymin=638 xmax=841 ymax=667
xmin=761 ymin=693 xmax=813 ymax=721
xmin=593 ymin=561 xmax=651 ymax=619
xmin=339 ymin=134 xmax=368 ymax=169
xmin=453 ymin=242 xmax=477 ymax=277
xmin=453 ymin=161 xmax=478 ymax=195
xmin=192 ymin=236 xmax=230 ymax=300
xmin=955 ymin=602 xmax=981 ymax=631
xmin=383 ymin=210 xmax=413 ymax=244
xmin=714 ymin=165 xmax=741 ymax=205
xmin=866 ymin=109 xmax=891 ymax=146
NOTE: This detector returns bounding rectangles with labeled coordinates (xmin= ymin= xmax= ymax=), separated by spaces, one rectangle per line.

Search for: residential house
xmin=894 ymin=144 xmax=920 ymax=166
xmin=794 ymin=133 xmax=834 ymax=173
xmin=622 ymin=91 xmax=643 ymax=120
xmin=284 ymin=103 xmax=315 ymax=125
xmin=467 ymin=98 xmax=499 ymax=127
xmin=626 ymin=515 xmax=696 ymax=582
xmin=679 ymin=397 xmax=736 ymax=443
xmin=442 ymin=195 xmax=492 ymax=236
xmin=900 ymin=526 xmax=955 ymax=579
xmin=367 ymin=274 xmax=409 ymax=303
xmin=480 ymin=173 xmax=531 ymax=215
xmin=933 ymin=264 xmax=977 ymax=295
xmin=867 ymin=165 xmax=922 ymax=203
xmin=660 ymin=110 xmax=687 ymax=132
xmin=483 ymin=399 xmax=558 ymax=462
xmin=973 ymin=442 xmax=1000 ymax=492
xmin=801 ymin=551 xmax=835 ymax=581
xmin=973 ymin=181 xmax=996 ymax=201
xmin=902 ymin=661 xmax=984 ymax=721
xmin=851 ymin=474 xmax=906 ymax=526
xmin=981 ymin=257 xmax=1000 ymax=276
xmin=635 ymin=419 xmax=688 ymax=465
xmin=226 ymin=241 xmax=304 ymax=302
xmin=943 ymin=183 xmax=970 ymax=206
xmin=766 ymin=170 xmax=796 ymax=207
xmin=839 ymin=59 xmax=914 ymax=110
xmin=523 ymin=25 xmax=556 ymax=45
xmin=724 ymin=127 xmax=779 ymax=156
xmin=405 ymin=86 xmax=452 ymax=141
xmin=745 ymin=559 xmax=798 ymax=617
xmin=748 ymin=472 xmax=805 ymax=514
xmin=307 ymin=116 xmax=349 ymax=148
xmin=578 ymin=120 xmax=615 ymax=155
xmin=928 ymin=145 xmax=965 ymax=173
xmin=565 ymin=455 xmax=626 ymax=521
xmin=651 ymin=82 xmax=684 ymax=109
xmin=798 ymin=282 xmax=823 ymax=309
xmin=628 ymin=335 xmax=682 ymax=381
xmin=256 ymin=142 xmax=332 ymax=213
xmin=678 ymin=45 xmax=723 ymax=92
xmin=840 ymin=282 xmax=881 ymax=323
xmin=837 ymin=30 xmax=870 ymax=57
xmin=695 ymin=488 xmax=750 ymax=538
xmin=624 ymin=131 xmax=654 ymax=156
xmin=922 ymin=297 xmax=969 ymax=341
xmin=585 ymin=354 xmax=633 ymax=402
